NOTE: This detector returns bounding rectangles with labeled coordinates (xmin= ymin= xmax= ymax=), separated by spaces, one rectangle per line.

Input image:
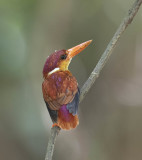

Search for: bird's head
xmin=43 ymin=40 xmax=92 ymax=78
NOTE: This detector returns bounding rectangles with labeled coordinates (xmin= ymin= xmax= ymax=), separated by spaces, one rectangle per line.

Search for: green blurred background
xmin=0 ymin=0 xmax=142 ymax=160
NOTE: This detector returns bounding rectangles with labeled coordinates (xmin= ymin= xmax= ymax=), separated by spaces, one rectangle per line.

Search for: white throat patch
xmin=48 ymin=68 xmax=60 ymax=75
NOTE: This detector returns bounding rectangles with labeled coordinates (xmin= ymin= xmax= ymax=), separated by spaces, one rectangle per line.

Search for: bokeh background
xmin=0 ymin=0 xmax=142 ymax=160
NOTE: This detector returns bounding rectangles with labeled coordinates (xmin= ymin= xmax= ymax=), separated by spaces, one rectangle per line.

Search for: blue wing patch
xmin=66 ymin=88 xmax=80 ymax=116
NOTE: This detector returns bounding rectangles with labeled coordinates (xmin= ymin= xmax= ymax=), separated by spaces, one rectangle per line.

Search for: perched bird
xmin=42 ymin=40 xmax=92 ymax=130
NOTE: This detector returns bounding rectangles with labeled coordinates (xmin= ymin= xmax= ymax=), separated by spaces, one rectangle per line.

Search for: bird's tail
xmin=56 ymin=105 xmax=79 ymax=130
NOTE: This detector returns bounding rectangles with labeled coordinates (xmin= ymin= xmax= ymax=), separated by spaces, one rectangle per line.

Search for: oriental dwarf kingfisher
xmin=42 ymin=40 xmax=92 ymax=130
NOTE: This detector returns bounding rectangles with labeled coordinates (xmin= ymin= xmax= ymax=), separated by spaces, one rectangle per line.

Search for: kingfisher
xmin=42 ymin=40 xmax=92 ymax=130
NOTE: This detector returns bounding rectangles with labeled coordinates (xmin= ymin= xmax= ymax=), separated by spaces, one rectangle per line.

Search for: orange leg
xmin=52 ymin=123 xmax=59 ymax=128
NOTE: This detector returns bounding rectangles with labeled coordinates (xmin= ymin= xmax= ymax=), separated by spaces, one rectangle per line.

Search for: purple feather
xmin=59 ymin=105 xmax=70 ymax=121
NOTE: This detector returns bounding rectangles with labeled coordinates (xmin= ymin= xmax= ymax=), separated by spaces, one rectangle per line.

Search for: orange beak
xmin=66 ymin=40 xmax=92 ymax=59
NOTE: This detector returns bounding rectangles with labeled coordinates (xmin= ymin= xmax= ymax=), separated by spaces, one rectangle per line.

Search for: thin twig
xmin=44 ymin=0 xmax=142 ymax=159
xmin=80 ymin=0 xmax=142 ymax=102
xmin=45 ymin=127 xmax=60 ymax=160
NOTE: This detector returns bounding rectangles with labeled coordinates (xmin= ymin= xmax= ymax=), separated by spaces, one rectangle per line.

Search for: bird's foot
xmin=52 ymin=123 xmax=59 ymax=128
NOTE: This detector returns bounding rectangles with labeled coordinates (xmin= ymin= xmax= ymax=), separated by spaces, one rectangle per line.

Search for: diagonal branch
xmin=45 ymin=0 xmax=142 ymax=160
xmin=80 ymin=0 xmax=142 ymax=102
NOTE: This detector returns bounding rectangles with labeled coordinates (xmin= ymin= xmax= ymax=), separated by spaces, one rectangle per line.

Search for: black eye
xmin=60 ymin=54 xmax=67 ymax=60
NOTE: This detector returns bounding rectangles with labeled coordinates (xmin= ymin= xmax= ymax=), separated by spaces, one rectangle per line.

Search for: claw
xmin=52 ymin=123 xmax=59 ymax=128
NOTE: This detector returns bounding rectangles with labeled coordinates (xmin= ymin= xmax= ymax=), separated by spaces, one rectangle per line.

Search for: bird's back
xmin=42 ymin=70 xmax=79 ymax=130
